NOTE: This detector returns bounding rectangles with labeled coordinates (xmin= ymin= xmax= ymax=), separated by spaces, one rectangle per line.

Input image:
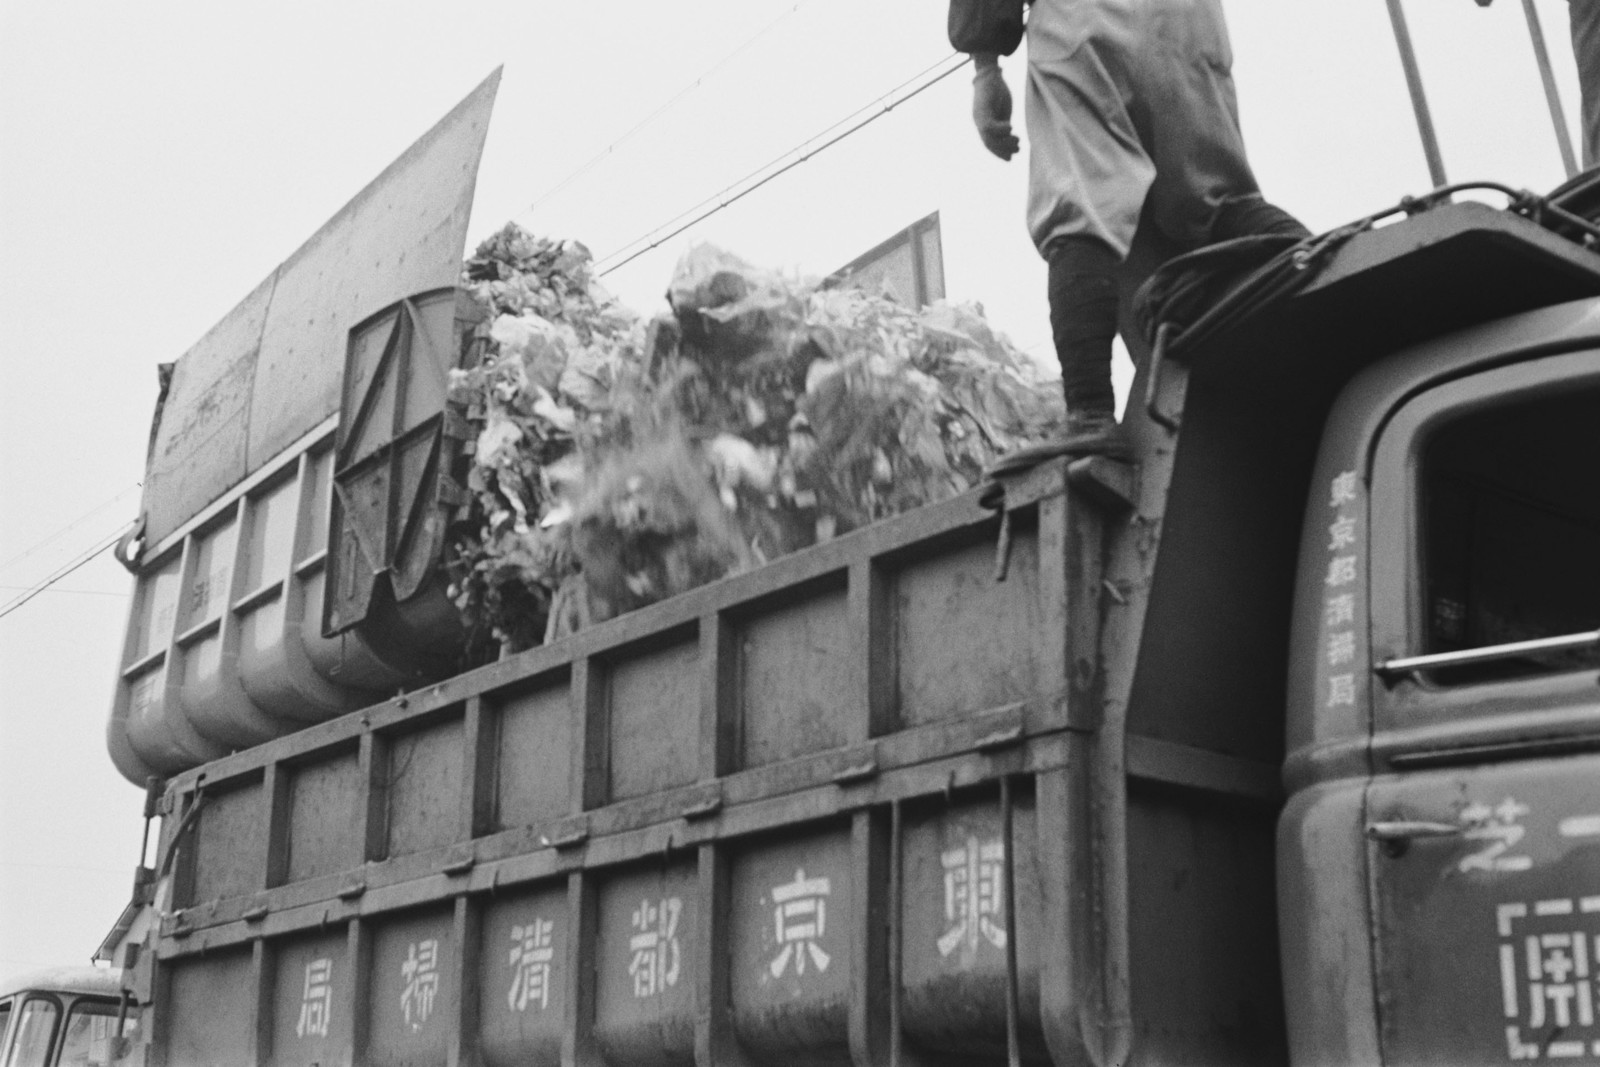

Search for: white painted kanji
xmin=1460 ymin=799 xmax=1534 ymax=874
xmin=1324 ymin=594 xmax=1355 ymax=628
xmin=508 ymin=918 xmax=555 ymax=1012
xmin=1325 ymin=556 xmax=1357 ymax=588
xmin=295 ymin=958 xmax=333 ymax=1039
xmin=1327 ymin=673 xmax=1356 ymax=708
xmin=1329 ymin=470 xmax=1359 ymax=509
xmin=769 ymin=869 xmax=832 ymax=979
xmin=937 ymin=838 xmax=1007 ymax=963
xmin=1326 ymin=631 xmax=1356 ymax=667
xmin=1496 ymin=897 xmax=1600 ymax=1060
xmin=1328 ymin=515 xmax=1357 ymax=552
xmin=628 ymin=898 xmax=682 ymax=998
xmin=400 ymin=939 xmax=440 ymax=1031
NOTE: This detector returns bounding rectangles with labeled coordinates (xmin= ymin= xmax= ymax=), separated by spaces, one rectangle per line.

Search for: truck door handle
xmin=1365 ymin=820 xmax=1463 ymax=841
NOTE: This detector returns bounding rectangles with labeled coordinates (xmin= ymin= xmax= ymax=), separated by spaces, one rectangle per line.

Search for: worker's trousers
xmin=1572 ymin=0 xmax=1600 ymax=167
xmin=1023 ymin=0 xmax=1266 ymax=260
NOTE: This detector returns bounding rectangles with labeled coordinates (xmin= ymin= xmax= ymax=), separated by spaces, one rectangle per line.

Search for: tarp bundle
xmin=448 ymin=223 xmax=1064 ymax=652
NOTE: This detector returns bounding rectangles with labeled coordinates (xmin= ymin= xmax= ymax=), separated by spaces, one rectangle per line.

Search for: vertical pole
xmin=1386 ymin=0 xmax=1451 ymax=188
xmin=1521 ymin=0 xmax=1581 ymax=177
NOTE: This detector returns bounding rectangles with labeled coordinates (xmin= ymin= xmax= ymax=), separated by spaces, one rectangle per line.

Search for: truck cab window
xmin=57 ymin=1002 xmax=124 ymax=1067
xmin=2 ymin=999 xmax=58 ymax=1067
xmin=1421 ymin=381 xmax=1600 ymax=683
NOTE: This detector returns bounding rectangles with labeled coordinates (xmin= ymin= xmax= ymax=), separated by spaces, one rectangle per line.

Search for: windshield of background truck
xmin=56 ymin=1000 xmax=126 ymax=1067
xmin=2 ymin=998 xmax=58 ymax=1067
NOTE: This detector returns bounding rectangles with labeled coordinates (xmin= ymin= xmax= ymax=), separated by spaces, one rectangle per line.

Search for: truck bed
xmin=137 ymin=461 xmax=1283 ymax=1067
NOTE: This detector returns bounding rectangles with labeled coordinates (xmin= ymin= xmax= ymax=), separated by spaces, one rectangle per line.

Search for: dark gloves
xmin=972 ymin=60 xmax=1020 ymax=160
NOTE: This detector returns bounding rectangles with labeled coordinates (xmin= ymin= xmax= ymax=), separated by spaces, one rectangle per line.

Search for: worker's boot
xmin=986 ymin=237 xmax=1131 ymax=477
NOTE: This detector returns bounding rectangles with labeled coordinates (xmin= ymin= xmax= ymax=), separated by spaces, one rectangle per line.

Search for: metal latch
xmin=547 ymin=827 xmax=589 ymax=851
xmin=682 ymin=795 xmax=723 ymax=821
xmin=832 ymin=760 xmax=879 ymax=786
xmin=975 ymin=724 xmax=1026 ymax=753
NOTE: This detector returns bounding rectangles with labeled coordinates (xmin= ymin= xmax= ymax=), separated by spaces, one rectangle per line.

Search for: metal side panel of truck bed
xmin=130 ymin=460 xmax=1285 ymax=1067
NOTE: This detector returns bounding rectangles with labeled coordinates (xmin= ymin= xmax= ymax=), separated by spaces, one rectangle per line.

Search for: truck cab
xmin=1280 ymin=298 xmax=1600 ymax=1064
xmin=0 ymin=968 xmax=135 ymax=1067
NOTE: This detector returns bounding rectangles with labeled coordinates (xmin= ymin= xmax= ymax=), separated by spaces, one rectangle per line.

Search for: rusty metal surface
xmin=141 ymin=69 xmax=500 ymax=545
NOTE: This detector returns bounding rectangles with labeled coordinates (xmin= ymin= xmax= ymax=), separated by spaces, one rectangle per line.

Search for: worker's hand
xmin=972 ymin=60 xmax=1019 ymax=161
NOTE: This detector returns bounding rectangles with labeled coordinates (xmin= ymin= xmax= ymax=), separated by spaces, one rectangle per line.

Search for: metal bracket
xmin=975 ymin=724 xmax=1025 ymax=753
xmin=681 ymin=795 xmax=724 ymax=821
xmin=548 ymin=826 xmax=589 ymax=851
xmin=1144 ymin=322 xmax=1182 ymax=432
xmin=832 ymin=760 xmax=880 ymax=786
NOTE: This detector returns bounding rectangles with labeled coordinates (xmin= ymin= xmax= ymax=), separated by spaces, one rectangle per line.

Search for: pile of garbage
xmin=446 ymin=223 xmax=1064 ymax=653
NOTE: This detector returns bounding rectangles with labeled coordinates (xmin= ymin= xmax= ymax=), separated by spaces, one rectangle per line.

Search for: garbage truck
xmin=0 ymin=967 xmax=136 ymax=1067
xmin=99 ymin=73 xmax=1600 ymax=1066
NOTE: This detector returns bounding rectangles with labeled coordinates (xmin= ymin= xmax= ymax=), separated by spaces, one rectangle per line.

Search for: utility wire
xmin=0 ymin=523 xmax=131 ymax=621
xmin=596 ymin=51 xmax=971 ymax=277
xmin=0 ymin=584 xmax=130 ymax=598
xmin=0 ymin=482 xmax=140 ymax=575
xmin=521 ymin=0 xmax=813 ymax=219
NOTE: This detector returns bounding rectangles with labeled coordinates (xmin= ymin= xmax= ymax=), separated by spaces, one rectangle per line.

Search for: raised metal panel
xmin=606 ymin=639 xmax=700 ymax=802
xmin=143 ymin=71 xmax=499 ymax=545
xmin=165 ymin=949 xmax=254 ymax=1065
xmin=366 ymin=908 xmax=456 ymax=1067
xmin=385 ymin=719 xmax=465 ymax=858
xmin=325 ymin=288 xmax=477 ymax=635
xmin=493 ymin=684 xmax=572 ymax=832
xmin=287 ymin=755 xmax=362 ymax=883
xmin=190 ymin=782 xmax=264 ymax=905
xmin=270 ymin=930 xmax=349 ymax=1064
xmin=593 ymin=863 xmax=697 ymax=1067
xmin=738 ymin=582 xmax=853 ymax=769
xmin=895 ymin=534 xmax=1042 ymax=727
xmin=479 ymin=884 xmax=569 ymax=1067
xmin=730 ymin=825 xmax=855 ymax=1064
xmin=143 ymin=279 xmax=267 ymax=546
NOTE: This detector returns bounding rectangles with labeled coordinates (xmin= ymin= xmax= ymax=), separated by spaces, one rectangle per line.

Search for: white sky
xmin=0 ymin=0 xmax=1584 ymax=979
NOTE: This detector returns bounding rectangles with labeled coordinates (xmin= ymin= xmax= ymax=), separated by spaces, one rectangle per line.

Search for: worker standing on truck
xmin=952 ymin=0 xmax=1306 ymax=461
xmin=1572 ymin=0 xmax=1600 ymax=164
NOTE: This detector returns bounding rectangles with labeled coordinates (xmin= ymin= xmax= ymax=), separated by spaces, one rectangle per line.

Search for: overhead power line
xmin=0 ymin=585 xmax=130 ymax=599
xmin=521 ymin=1 xmax=813 ymax=220
xmin=595 ymin=51 xmax=971 ymax=278
xmin=0 ymin=481 xmax=140 ymax=575
xmin=0 ymin=523 xmax=131 ymax=622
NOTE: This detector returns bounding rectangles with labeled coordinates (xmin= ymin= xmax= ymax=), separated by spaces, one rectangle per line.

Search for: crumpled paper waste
xmin=446 ymin=224 xmax=1064 ymax=653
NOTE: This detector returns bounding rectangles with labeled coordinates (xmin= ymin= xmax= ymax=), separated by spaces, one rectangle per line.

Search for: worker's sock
xmin=1047 ymin=236 xmax=1120 ymax=428
xmin=1211 ymin=194 xmax=1310 ymax=242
